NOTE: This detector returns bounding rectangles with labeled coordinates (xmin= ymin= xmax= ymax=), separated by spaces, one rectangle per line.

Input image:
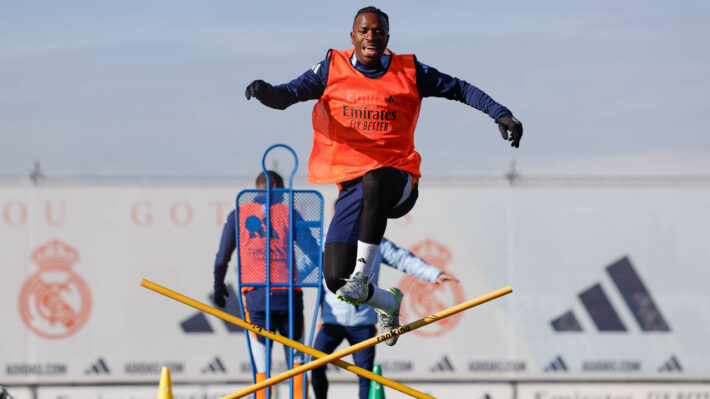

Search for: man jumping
xmin=245 ymin=6 xmax=523 ymax=346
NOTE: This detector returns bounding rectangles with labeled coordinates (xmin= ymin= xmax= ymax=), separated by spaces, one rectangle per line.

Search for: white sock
xmin=365 ymin=286 xmax=395 ymax=314
xmin=352 ymin=241 xmax=379 ymax=278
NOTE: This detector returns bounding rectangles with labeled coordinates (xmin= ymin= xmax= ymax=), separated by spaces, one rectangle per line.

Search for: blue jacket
xmin=257 ymin=50 xmax=511 ymax=121
xmin=320 ymin=238 xmax=442 ymax=327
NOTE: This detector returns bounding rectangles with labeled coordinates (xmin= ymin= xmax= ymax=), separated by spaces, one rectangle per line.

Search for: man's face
xmin=350 ymin=12 xmax=389 ymax=66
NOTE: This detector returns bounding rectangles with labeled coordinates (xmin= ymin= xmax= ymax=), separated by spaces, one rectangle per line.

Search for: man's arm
xmin=415 ymin=59 xmax=510 ymax=120
xmin=380 ymin=238 xmax=455 ymax=283
xmin=415 ymin=59 xmax=523 ymax=147
xmin=293 ymin=210 xmax=321 ymax=281
xmin=213 ymin=210 xmax=236 ymax=307
xmin=245 ymin=58 xmax=330 ymax=110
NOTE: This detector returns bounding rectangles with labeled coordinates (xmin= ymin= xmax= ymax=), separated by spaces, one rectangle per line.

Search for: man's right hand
xmin=245 ymin=80 xmax=273 ymax=100
xmin=436 ymin=272 xmax=459 ymax=285
xmin=213 ymin=283 xmax=229 ymax=308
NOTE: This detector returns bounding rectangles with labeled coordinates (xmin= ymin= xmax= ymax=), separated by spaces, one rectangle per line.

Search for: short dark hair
xmin=256 ymin=170 xmax=284 ymax=188
xmin=354 ymin=6 xmax=388 ymax=24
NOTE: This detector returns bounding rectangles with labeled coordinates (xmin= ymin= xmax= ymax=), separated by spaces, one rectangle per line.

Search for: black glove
xmin=213 ymin=283 xmax=229 ymax=308
xmin=245 ymin=80 xmax=273 ymax=100
xmin=496 ymin=114 xmax=523 ymax=148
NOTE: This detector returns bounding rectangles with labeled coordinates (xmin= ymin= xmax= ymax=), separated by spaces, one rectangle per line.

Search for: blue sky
xmin=1 ymin=1 xmax=709 ymax=178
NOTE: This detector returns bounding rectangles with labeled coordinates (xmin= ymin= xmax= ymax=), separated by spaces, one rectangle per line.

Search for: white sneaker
xmin=336 ymin=272 xmax=369 ymax=305
xmin=376 ymin=288 xmax=404 ymax=346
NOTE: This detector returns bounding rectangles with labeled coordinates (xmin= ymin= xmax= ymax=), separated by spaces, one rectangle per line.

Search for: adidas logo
xmin=658 ymin=355 xmax=682 ymax=372
xmin=385 ymin=96 xmax=394 ymax=103
xmin=84 ymin=357 xmax=110 ymax=375
xmin=357 ymin=257 xmax=367 ymax=264
xmin=201 ymin=357 xmax=227 ymax=374
xmin=544 ymin=356 xmax=568 ymax=372
xmin=430 ymin=356 xmax=455 ymax=372
xmin=550 ymin=256 xmax=670 ymax=332
xmin=181 ymin=284 xmax=244 ymax=334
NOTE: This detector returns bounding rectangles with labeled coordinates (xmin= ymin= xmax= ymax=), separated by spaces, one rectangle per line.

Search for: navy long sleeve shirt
xmin=257 ymin=50 xmax=511 ymax=121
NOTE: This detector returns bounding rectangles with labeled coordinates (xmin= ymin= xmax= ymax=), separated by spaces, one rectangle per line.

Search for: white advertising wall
xmin=517 ymin=383 xmax=710 ymax=399
xmin=32 ymin=383 xmax=511 ymax=399
xmin=35 ymin=384 xmax=248 ymax=399
xmin=1 ymin=182 xmax=708 ymax=385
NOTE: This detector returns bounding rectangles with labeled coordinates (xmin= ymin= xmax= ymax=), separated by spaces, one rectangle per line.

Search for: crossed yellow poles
xmin=141 ymin=279 xmax=512 ymax=399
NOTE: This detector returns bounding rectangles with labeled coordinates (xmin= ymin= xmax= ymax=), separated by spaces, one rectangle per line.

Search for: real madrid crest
xmin=19 ymin=239 xmax=92 ymax=339
xmin=397 ymin=238 xmax=464 ymax=337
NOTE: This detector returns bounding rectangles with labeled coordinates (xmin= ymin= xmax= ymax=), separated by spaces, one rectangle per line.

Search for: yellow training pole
xmin=227 ymin=285 xmax=513 ymax=399
xmin=140 ymin=279 xmax=433 ymax=399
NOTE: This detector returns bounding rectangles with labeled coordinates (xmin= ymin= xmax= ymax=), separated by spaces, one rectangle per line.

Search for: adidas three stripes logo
xmin=551 ymin=256 xmax=670 ymax=332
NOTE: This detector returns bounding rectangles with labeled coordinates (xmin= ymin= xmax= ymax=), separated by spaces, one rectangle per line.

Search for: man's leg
xmin=323 ymin=242 xmax=357 ymax=293
xmin=358 ymin=168 xmax=413 ymax=345
xmin=311 ymin=324 xmax=347 ymax=399
xmin=324 ymin=167 xmax=417 ymax=336
xmin=346 ymin=325 xmax=377 ymax=399
xmin=332 ymin=168 xmax=410 ymax=303
xmin=358 ymin=167 xmax=408 ymax=244
xmin=273 ymin=308 xmax=307 ymax=399
xmin=274 ymin=310 xmax=305 ymax=365
xmin=323 ymin=179 xmax=363 ymax=296
xmin=244 ymin=310 xmax=272 ymax=399
xmin=352 ymin=167 xmax=409 ymax=279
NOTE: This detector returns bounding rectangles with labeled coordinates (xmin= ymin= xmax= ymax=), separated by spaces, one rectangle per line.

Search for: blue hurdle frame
xmin=235 ymin=144 xmax=324 ymax=399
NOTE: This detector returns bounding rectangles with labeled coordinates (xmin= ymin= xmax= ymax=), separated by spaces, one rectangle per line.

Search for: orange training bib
xmin=308 ymin=48 xmax=422 ymax=184
xmin=238 ymin=201 xmax=293 ymax=292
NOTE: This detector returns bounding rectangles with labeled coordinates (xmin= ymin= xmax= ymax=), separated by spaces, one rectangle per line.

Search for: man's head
xmin=255 ymin=170 xmax=284 ymax=189
xmin=351 ymin=6 xmax=389 ymax=67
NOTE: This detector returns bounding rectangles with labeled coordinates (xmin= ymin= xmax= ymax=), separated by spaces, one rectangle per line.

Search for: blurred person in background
xmin=245 ymin=6 xmax=522 ymax=346
xmin=213 ymin=170 xmax=318 ymax=399
xmin=311 ymin=234 xmax=457 ymax=399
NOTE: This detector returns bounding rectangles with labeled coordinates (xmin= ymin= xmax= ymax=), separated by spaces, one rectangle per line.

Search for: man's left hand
xmin=496 ymin=115 xmax=524 ymax=148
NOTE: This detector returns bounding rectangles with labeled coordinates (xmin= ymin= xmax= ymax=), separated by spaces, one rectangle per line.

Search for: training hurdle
xmin=225 ymin=285 xmax=513 ymax=399
xmin=140 ymin=279 xmax=434 ymax=399
xmin=141 ymin=279 xmax=511 ymax=399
